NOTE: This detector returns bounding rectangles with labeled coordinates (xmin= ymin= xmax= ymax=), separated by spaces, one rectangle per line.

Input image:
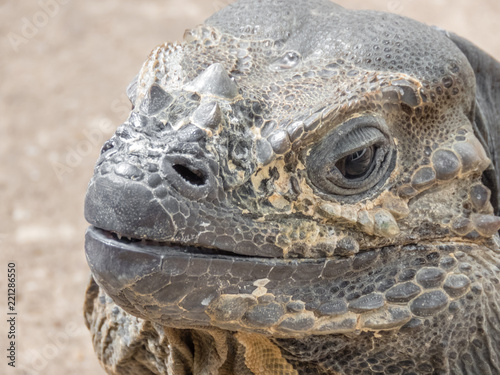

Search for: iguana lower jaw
xmin=86 ymin=225 xmax=490 ymax=339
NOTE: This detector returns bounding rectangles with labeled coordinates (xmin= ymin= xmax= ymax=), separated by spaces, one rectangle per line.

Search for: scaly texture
xmin=83 ymin=0 xmax=500 ymax=373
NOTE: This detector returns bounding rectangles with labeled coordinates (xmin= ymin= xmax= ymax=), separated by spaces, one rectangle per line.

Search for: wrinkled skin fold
xmin=83 ymin=0 xmax=500 ymax=374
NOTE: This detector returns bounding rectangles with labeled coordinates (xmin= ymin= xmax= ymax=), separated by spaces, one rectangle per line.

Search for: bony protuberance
xmin=400 ymin=133 xmax=491 ymax=197
xmin=471 ymin=214 xmax=500 ymax=237
xmin=184 ymin=63 xmax=239 ymax=100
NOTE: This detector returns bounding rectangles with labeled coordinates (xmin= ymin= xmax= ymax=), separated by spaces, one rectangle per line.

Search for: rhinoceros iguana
xmin=83 ymin=0 xmax=500 ymax=373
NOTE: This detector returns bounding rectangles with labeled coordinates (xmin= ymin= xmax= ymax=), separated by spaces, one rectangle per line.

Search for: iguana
xmin=83 ymin=0 xmax=500 ymax=373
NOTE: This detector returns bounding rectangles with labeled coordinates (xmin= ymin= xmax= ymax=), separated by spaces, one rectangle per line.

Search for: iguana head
xmin=84 ymin=0 xmax=500 ymax=371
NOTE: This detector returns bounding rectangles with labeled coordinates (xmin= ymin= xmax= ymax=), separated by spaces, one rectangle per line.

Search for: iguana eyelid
xmin=330 ymin=126 xmax=386 ymax=162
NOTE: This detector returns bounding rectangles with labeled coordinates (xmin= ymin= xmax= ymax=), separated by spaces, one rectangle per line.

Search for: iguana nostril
xmin=172 ymin=164 xmax=207 ymax=186
xmin=160 ymin=155 xmax=214 ymax=199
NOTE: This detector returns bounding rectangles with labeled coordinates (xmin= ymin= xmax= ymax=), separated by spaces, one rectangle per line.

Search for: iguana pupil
xmin=337 ymin=146 xmax=375 ymax=178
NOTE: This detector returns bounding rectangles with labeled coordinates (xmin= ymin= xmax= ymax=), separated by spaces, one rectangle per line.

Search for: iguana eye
xmin=307 ymin=117 xmax=396 ymax=198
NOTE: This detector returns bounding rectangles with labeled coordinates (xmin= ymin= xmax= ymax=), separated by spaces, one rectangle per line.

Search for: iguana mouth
xmin=87 ymin=224 xmax=360 ymax=332
xmin=98 ymin=227 xmax=253 ymax=258
xmin=85 ymin=225 xmax=366 ymax=273
xmin=85 ymin=225 xmax=478 ymax=338
xmin=86 ymin=225 xmax=392 ymax=263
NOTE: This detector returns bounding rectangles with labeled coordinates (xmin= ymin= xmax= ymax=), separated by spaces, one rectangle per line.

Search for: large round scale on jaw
xmin=432 ymin=149 xmax=461 ymax=180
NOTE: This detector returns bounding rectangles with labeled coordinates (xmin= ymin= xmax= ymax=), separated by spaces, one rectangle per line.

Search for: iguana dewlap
xmin=83 ymin=1 xmax=500 ymax=373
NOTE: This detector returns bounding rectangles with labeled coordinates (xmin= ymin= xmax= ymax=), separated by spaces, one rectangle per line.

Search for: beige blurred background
xmin=0 ymin=0 xmax=498 ymax=374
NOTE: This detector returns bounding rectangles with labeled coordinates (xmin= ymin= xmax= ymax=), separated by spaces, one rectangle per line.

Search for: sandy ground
xmin=0 ymin=1 xmax=498 ymax=374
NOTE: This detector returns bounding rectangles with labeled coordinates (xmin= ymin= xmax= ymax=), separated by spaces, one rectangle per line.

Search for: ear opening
xmin=444 ymin=31 xmax=500 ymax=215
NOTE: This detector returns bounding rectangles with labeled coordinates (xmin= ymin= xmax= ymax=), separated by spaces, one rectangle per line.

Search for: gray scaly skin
xmin=83 ymin=1 xmax=500 ymax=374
